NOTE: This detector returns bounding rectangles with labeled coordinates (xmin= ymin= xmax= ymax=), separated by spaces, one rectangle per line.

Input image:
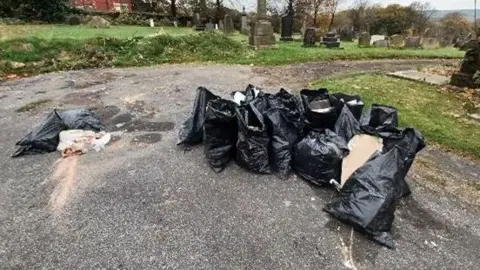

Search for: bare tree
xmin=407 ymin=1 xmax=436 ymax=35
xmin=328 ymin=0 xmax=343 ymax=31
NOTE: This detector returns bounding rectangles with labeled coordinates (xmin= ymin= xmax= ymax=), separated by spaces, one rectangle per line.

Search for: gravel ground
xmin=1 ymin=60 xmax=479 ymax=270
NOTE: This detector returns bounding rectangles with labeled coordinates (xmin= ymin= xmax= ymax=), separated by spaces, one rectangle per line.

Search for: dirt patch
xmin=131 ymin=133 xmax=163 ymax=144
xmin=123 ymin=120 xmax=175 ymax=132
xmin=91 ymin=105 xmax=121 ymax=122
xmin=125 ymin=100 xmax=147 ymax=113
xmin=63 ymin=89 xmax=106 ymax=105
xmin=15 ymin=99 xmax=51 ymax=112
xmin=108 ymin=113 xmax=135 ymax=130
xmin=254 ymin=59 xmax=459 ymax=87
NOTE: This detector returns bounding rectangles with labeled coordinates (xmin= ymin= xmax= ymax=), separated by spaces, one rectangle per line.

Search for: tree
xmin=328 ymin=0 xmax=343 ymax=31
xmin=371 ymin=4 xmax=410 ymax=35
xmin=406 ymin=1 xmax=436 ymax=35
xmin=0 ymin=0 xmax=69 ymax=22
xmin=296 ymin=0 xmax=327 ymax=26
xmin=439 ymin=12 xmax=472 ymax=40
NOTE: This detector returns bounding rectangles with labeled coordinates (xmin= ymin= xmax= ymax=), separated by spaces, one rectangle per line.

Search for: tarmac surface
xmin=1 ymin=61 xmax=479 ymax=269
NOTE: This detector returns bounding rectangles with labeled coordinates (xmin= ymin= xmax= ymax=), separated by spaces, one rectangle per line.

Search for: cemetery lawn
xmin=0 ymin=27 xmax=464 ymax=78
xmin=0 ymin=25 xmax=191 ymax=40
xmin=312 ymin=74 xmax=480 ymax=158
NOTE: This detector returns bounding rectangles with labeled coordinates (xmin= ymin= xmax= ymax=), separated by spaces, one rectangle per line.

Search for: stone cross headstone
xmin=404 ymin=36 xmax=421 ymax=48
xmin=303 ymin=28 xmax=317 ymax=47
xmin=205 ymin=22 xmax=215 ymax=32
xmin=358 ymin=32 xmax=371 ymax=47
xmin=389 ymin=34 xmax=405 ymax=48
xmin=280 ymin=0 xmax=294 ymax=42
xmin=223 ymin=14 xmax=234 ymax=35
xmin=241 ymin=7 xmax=248 ymax=29
xmin=249 ymin=0 xmax=275 ymax=48
xmin=241 ymin=7 xmax=249 ymax=35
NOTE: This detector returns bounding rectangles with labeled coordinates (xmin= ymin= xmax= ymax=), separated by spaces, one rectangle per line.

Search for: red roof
xmin=71 ymin=0 xmax=132 ymax=12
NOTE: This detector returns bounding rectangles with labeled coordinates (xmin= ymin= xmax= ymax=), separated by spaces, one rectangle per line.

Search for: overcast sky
xmin=233 ymin=0 xmax=476 ymax=12
xmin=340 ymin=0 xmax=476 ymax=10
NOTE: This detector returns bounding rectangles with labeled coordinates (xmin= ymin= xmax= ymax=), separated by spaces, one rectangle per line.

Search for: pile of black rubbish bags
xmin=177 ymin=85 xmax=425 ymax=249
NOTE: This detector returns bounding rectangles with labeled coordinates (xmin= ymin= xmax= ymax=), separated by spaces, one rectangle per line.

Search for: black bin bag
xmin=293 ymin=129 xmax=349 ymax=186
xmin=204 ymin=99 xmax=238 ymax=173
xmin=13 ymin=109 xmax=103 ymax=157
xmin=383 ymin=128 xmax=426 ymax=199
xmin=324 ymin=146 xmax=406 ymax=249
xmin=300 ymin=89 xmax=340 ymax=130
xmin=235 ymin=104 xmax=271 ymax=174
xmin=334 ymin=104 xmax=361 ymax=142
xmin=360 ymin=104 xmax=399 ymax=132
xmin=177 ymin=87 xmax=219 ymax=145
xmin=331 ymin=93 xmax=364 ymax=120
xmin=265 ymin=108 xmax=302 ymax=179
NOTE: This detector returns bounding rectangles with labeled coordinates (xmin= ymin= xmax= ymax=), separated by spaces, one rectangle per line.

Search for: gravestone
xmin=303 ymin=28 xmax=317 ymax=47
xmin=280 ymin=0 xmax=294 ymax=41
xmin=194 ymin=13 xmax=205 ymax=31
xmin=205 ymin=22 xmax=215 ymax=32
xmin=421 ymin=37 xmax=440 ymax=49
xmin=186 ymin=20 xmax=192 ymax=28
xmin=249 ymin=0 xmax=276 ymax=48
xmin=451 ymin=41 xmax=480 ymax=88
xmin=370 ymin=35 xmax=385 ymax=45
xmin=405 ymin=36 xmax=421 ymax=48
xmin=320 ymin=32 xmax=340 ymax=48
xmin=339 ymin=28 xmax=354 ymax=42
xmin=223 ymin=14 xmax=234 ymax=35
xmin=389 ymin=34 xmax=405 ymax=48
xmin=358 ymin=32 xmax=371 ymax=47
xmin=373 ymin=39 xmax=388 ymax=47
xmin=241 ymin=6 xmax=249 ymax=35
xmin=218 ymin=20 xmax=224 ymax=31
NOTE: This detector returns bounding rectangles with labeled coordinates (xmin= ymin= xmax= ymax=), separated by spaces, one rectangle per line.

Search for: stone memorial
xmin=241 ymin=7 xmax=249 ymax=35
xmin=223 ymin=14 xmax=234 ymax=35
xmin=320 ymin=32 xmax=340 ymax=48
xmin=280 ymin=0 xmax=294 ymax=41
xmin=205 ymin=22 xmax=215 ymax=32
xmin=358 ymin=32 xmax=371 ymax=47
xmin=218 ymin=20 xmax=224 ymax=31
xmin=370 ymin=35 xmax=385 ymax=45
xmin=421 ymin=37 xmax=440 ymax=49
xmin=249 ymin=0 xmax=275 ymax=48
xmin=389 ymin=34 xmax=405 ymax=48
xmin=373 ymin=39 xmax=388 ymax=47
xmin=404 ymin=36 xmax=421 ymax=48
xmin=194 ymin=13 xmax=205 ymax=31
xmin=303 ymin=28 xmax=317 ymax=47
xmin=340 ymin=28 xmax=354 ymax=42
xmin=451 ymin=41 xmax=480 ymax=87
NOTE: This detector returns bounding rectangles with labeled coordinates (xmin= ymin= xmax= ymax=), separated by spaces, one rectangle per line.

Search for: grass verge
xmin=312 ymin=74 xmax=480 ymax=158
xmin=0 ymin=28 xmax=464 ymax=79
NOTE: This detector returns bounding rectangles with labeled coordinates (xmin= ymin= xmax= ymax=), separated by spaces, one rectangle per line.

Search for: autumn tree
xmin=371 ymin=4 xmax=410 ymax=35
xmin=406 ymin=1 xmax=436 ymax=35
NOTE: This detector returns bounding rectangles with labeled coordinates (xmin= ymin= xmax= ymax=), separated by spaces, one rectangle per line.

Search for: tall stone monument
xmin=280 ymin=0 xmax=294 ymax=41
xmin=241 ymin=6 xmax=249 ymax=35
xmin=249 ymin=0 xmax=275 ymax=48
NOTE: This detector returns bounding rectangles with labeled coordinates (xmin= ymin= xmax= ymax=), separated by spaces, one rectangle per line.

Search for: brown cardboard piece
xmin=341 ymin=134 xmax=383 ymax=186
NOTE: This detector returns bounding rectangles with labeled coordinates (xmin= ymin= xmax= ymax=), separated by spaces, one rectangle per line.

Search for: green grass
xmin=0 ymin=24 xmax=192 ymax=40
xmin=0 ymin=25 xmax=464 ymax=79
xmin=312 ymin=74 xmax=480 ymax=158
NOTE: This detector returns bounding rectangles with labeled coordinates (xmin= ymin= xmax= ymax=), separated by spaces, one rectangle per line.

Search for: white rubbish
xmin=233 ymin=92 xmax=246 ymax=105
xmin=57 ymin=130 xmax=111 ymax=157
xmin=346 ymin=99 xmax=364 ymax=106
xmin=311 ymin=107 xmax=334 ymax=113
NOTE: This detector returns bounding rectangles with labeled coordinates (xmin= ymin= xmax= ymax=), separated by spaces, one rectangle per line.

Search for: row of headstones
xmin=302 ymin=28 xmax=341 ymax=48
xmin=357 ymin=33 xmax=440 ymax=49
xmin=194 ymin=13 xmax=249 ymax=35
